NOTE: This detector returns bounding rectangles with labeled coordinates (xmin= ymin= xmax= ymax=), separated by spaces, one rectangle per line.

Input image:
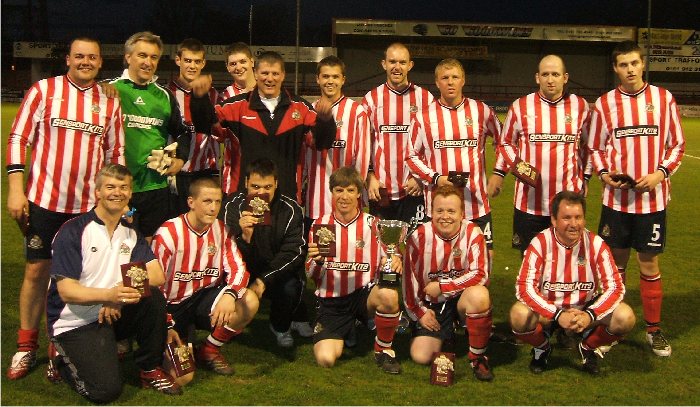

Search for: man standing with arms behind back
xmin=588 ymin=40 xmax=685 ymax=357
xmin=406 ymin=58 xmax=501 ymax=250
xmin=363 ymin=43 xmax=434 ymax=224
xmin=6 ymin=37 xmax=124 ymax=380
xmin=488 ymin=55 xmax=591 ymax=255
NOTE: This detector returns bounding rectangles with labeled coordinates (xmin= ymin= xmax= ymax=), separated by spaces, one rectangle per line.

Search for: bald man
xmin=489 ymin=55 xmax=591 ymax=255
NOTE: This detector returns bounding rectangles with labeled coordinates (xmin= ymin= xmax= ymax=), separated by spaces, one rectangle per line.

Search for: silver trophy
xmin=376 ymin=219 xmax=409 ymax=287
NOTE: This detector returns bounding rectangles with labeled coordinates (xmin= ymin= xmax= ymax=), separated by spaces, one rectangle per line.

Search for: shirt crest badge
xmin=292 ymin=110 xmax=301 ymax=120
xmin=91 ymin=103 xmax=101 ymax=114
xmin=646 ymin=103 xmax=654 ymax=112
xmin=207 ymin=243 xmax=217 ymax=256
xmin=452 ymin=248 xmax=462 ymax=258
xmin=577 ymin=255 xmax=586 ymax=266
xmin=464 ymin=117 xmax=473 ymax=126
xmin=119 ymin=243 xmax=131 ymax=255
xmin=335 ymin=119 xmax=343 ymax=128
xmin=410 ymin=105 xmax=418 ymax=113
xmin=28 ymin=235 xmax=43 ymax=250
xmin=564 ymin=114 xmax=572 ymax=124
xmin=512 ymin=233 xmax=521 ymax=246
xmin=355 ymin=239 xmax=365 ymax=248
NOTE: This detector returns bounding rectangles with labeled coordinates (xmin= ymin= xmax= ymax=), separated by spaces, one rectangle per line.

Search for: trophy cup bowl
xmin=376 ymin=219 xmax=409 ymax=287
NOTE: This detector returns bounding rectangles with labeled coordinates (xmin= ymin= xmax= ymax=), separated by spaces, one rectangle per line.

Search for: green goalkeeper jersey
xmin=111 ymin=71 xmax=189 ymax=193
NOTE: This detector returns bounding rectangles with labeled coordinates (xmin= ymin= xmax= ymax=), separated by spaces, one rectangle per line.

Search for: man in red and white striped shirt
xmin=588 ymin=41 xmax=685 ymax=357
xmin=363 ymin=43 xmax=434 ymax=224
xmin=218 ymin=43 xmax=256 ymax=197
xmin=488 ymin=55 xmax=591 ymax=254
xmin=511 ymin=191 xmax=634 ymax=375
xmin=306 ymin=167 xmax=403 ymax=374
xmin=169 ymin=39 xmax=220 ymax=213
xmin=303 ymin=56 xmax=370 ymax=233
xmin=403 ymin=186 xmax=494 ymax=381
xmin=406 ymin=58 xmax=500 ymax=248
xmin=6 ymin=37 xmax=124 ymax=380
xmin=152 ymin=178 xmax=258 ymax=376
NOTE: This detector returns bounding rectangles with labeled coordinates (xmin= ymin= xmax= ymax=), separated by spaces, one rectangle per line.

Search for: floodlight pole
xmin=645 ymin=0 xmax=652 ymax=83
xmin=295 ymin=0 xmax=300 ymax=94
xmin=249 ymin=2 xmax=253 ymax=46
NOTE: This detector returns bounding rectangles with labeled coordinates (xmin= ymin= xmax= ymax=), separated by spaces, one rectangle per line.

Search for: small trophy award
xmin=512 ymin=157 xmax=540 ymax=188
xmin=609 ymin=172 xmax=637 ymax=187
xmin=166 ymin=342 xmax=195 ymax=377
xmin=430 ymin=352 xmax=455 ymax=386
xmin=447 ymin=171 xmax=470 ymax=188
xmin=120 ymin=261 xmax=151 ymax=297
xmin=376 ymin=219 xmax=409 ymax=287
xmin=312 ymin=224 xmax=336 ymax=258
xmin=245 ymin=193 xmax=271 ymax=226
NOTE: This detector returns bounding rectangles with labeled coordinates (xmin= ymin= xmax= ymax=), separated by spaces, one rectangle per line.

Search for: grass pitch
xmin=2 ymin=103 xmax=700 ymax=405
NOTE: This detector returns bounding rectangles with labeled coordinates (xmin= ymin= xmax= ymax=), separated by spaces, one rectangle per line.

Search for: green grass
xmin=2 ymin=102 xmax=700 ymax=405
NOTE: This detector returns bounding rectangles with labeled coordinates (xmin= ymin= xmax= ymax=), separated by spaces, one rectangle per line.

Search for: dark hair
xmin=329 ymin=166 xmax=364 ymax=192
xmin=95 ymin=164 xmax=131 ymax=188
xmin=224 ymin=42 xmax=253 ymax=60
xmin=317 ymin=55 xmax=345 ymax=76
xmin=255 ymin=51 xmax=285 ymax=72
xmin=431 ymin=185 xmax=465 ymax=212
xmin=188 ymin=177 xmax=220 ymax=198
xmin=177 ymin=38 xmax=205 ymax=57
xmin=550 ymin=190 xmax=586 ymax=217
xmin=612 ymin=40 xmax=644 ymax=66
xmin=245 ymin=158 xmax=278 ymax=180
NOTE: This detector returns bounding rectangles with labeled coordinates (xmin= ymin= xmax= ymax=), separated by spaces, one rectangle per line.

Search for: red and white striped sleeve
xmin=403 ymin=226 xmax=429 ymax=320
xmin=222 ymin=226 xmax=249 ymax=298
xmin=102 ymin=97 xmax=125 ymax=165
xmin=515 ymin=233 xmax=558 ymax=319
xmin=406 ymin=113 xmax=436 ymax=184
xmin=438 ymin=223 xmax=490 ymax=296
xmin=586 ymin=233 xmax=624 ymax=320
xmin=660 ymin=93 xmax=685 ymax=176
xmin=7 ymin=82 xmax=44 ymax=173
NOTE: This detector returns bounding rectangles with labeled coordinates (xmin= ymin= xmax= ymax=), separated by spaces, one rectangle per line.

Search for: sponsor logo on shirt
xmin=134 ymin=96 xmax=146 ymax=105
xmin=331 ymin=140 xmax=346 ymax=148
xmin=613 ymin=125 xmax=659 ymax=138
xmin=122 ymin=114 xmax=165 ymax=130
xmin=528 ymin=133 xmax=576 ymax=143
xmin=428 ymin=268 xmax=465 ymax=280
xmin=433 ymin=139 xmax=478 ymax=149
xmin=543 ymin=280 xmax=595 ymax=292
xmin=50 ymin=118 xmax=105 ymax=135
xmin=325 ymin=261 xmax=370 ymax=272
xmin=379 ymin=124 xmax=410 ymax=134
xmin=173 ymin=267 xmax=220 ymax=281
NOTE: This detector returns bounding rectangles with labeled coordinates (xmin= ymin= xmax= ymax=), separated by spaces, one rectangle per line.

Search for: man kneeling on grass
xmin=47 ymin=164 xmax=181 ymax=402
xmin=403 ymin=185 xmax=494 ymax=382
xmin=510 ymin=191 xmax=635 ymax=375
xmin=306 ymin=166 xmax=404 ymax=374
xmin=152 ymin=178 xmax=259 ymax=379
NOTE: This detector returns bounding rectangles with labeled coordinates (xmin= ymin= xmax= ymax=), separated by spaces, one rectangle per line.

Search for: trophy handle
xmin=407 ymin=216 xmax=420 ymax=237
